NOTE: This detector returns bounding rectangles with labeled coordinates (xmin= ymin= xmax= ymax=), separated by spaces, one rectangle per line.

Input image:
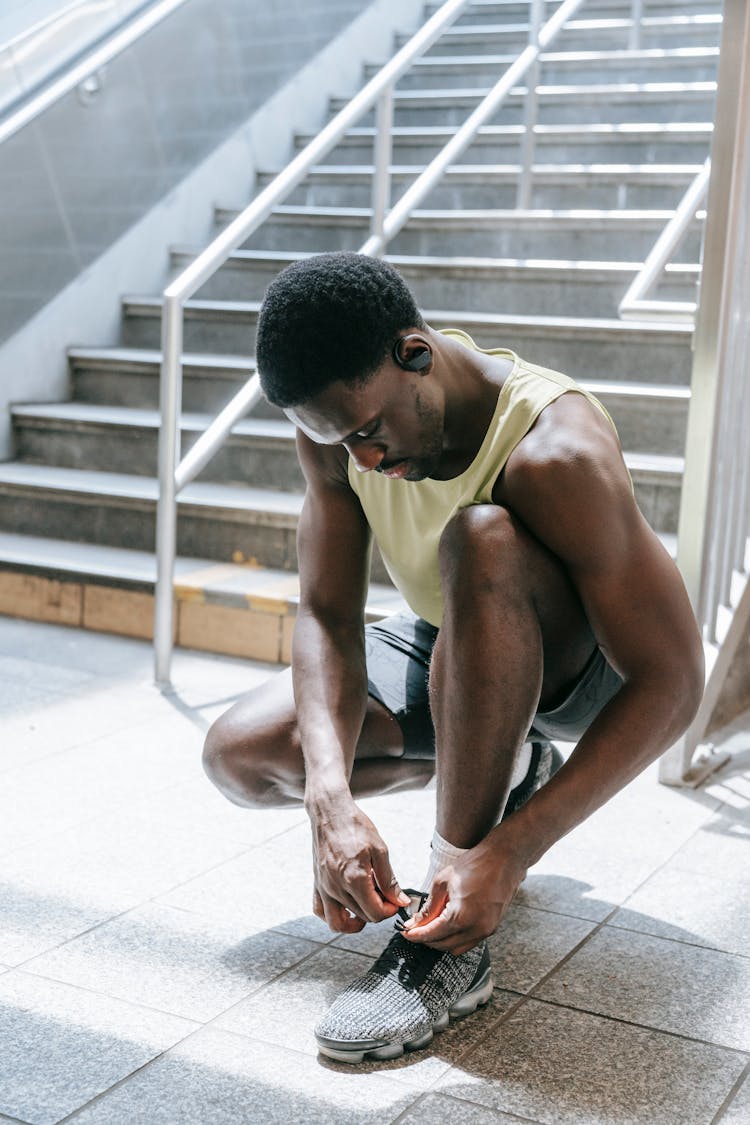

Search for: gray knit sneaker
xmin=315 ymin=917 xmax=493 ymax=1063
xmin=504 ymin=740 xmax=563 ymax=818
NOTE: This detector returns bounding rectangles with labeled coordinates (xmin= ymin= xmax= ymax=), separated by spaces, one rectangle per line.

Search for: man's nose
xmin=347 ymin=443 xmax=385 ymax=473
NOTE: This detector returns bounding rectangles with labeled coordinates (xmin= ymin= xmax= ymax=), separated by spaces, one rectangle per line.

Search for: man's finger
xmin=405 ymin=880 xmax=448 ymax=930
xmin=319 ymin=890 xmax=366 ymax=933
xmin=371 ymin=852 xmax=411 ymax=909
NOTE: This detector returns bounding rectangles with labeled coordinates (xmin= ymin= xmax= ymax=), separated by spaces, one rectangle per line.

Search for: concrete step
xmin=222 ymin=203 xmax=705 ymax=261
xmin=0 ymin=532 xmax=404 ymax=659
xmin=68 ymin=346 xmax=279 ymax=417
xmin=172 ymin=247 xmax=699 ymax=318
xmin=398 ymin=15 xmax=722 ymax=54
xmin=364 ymin=48 xmax=720 ymax=89
xmin=424 ymin=0 xmax=723 ymax=24
xmin=0 ymin=463 xmax=303 ymax=569
xmin=328 ymin=81 xmax=717 ymax=126
xmin=120 ymin=301 xmax=694 ymax=386
xmin=12 ymin=404 xmax=306 ymax=489
xmin=295 ymin=121 xmax=713 ymax=167
xmin=0 ymin=447 xmax=684 ymax=550
xmin=12 ymin=362 xmax=689 ymax=493
xmin=255 ymin=162 xmax=705 ymax=210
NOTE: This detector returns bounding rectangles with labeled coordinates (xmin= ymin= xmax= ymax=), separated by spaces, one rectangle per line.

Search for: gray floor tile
xmin=24 ymin=902 xmax=319 ymax=1023
xmin=0 ymin=876 xmax=120 ymax=967
xmin=514 ymin=762 xmax=719 ymax=923
xmin=68 ymin=1026 xmax=419 ymax=1124
xmin=611 ymin=860 xmax=750 ymax=958
xmin=657 ymin=802 xmax=750 ymax=878
xmin=535 ymin=926 xmax=750 ymax=1051
xmin=214 ymin=939 xmax=522 ymax=1089
xmin=0 ymin=811 xmax=249 ymax=964
xmin=0 ymin=712 xmax=205 ymax=856
xmin=125 ymin=771 xmax=306 ymax=849
xmin=0 ymin=653 xmax=94 ymax=695
xmin=397 ymin=1092 xmax=539 ymax=1123
xmin=0 ymin=971 xmax=196 ymax=1125
xmin=436 ymin=999 xmax=748 ymax=1125
xmin=212 ymin=943 xmax=373 ymax=1056
xmin=0 ymin=686 xmax=166 ymax=777
xmin=159 ymin=824 xmax=333 ymax=942
xmin=333 ymin=904 xmax=595 ymax=995
xmin=486 ymin=906 xmax=596 ymax=994
xmin=719 ymin=1068 xmax=750 ymax=1124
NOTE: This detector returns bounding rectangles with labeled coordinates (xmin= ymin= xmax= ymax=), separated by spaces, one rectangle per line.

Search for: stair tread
xmin=122 ymin=296 xmax=694 ymax=337
xmin=342 ymin=80 xmax=717 ymax=104
xmin=0 ymin=451 xmax=683 ymax=492
xmin=0 ymin=463 xmax=304 ymax=513
xmin=403 ymin=46 xmax=719 ymax=65
xmin=175 ymin=245 xmax=700 ymax=278
xmin=0 ymin=532 xmax=403 ymax=613
xmin=12 ymin=402 xmax=294 ymax=435
xmin=303 ymin=122 xmax=714 ymax=139
xmin=68 ymin=346 xmax=256 ymax=373
xmin=227 ymin=204 xmax=705 ymax=225
xmin=260 ymin=163 xmax=705 ymax=182
xmin=421 ymin=15 xmax=722 ymax=35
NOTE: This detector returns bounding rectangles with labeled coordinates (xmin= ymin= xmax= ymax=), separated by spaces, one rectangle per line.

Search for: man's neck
xmin=433 ymin=340 xmax=514 ymax=480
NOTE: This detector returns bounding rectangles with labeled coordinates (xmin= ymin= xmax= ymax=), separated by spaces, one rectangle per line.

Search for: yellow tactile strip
xmin=0 ymin=564 xmax=404 ymax=662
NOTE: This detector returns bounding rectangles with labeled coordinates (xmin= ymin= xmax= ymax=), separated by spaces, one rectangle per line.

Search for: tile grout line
xmin=421 ymin=876 xmax=750 ymax=1092
xmin=528 ymin=993 xmax=750 ymax=1056
xmin=387 ymin=1087 xmax=544 ymax=1125
xmin=710 ymin=1056 xmax=750 ymax=1123
xmin=15 ymin=918 xmax=344 ymax=1028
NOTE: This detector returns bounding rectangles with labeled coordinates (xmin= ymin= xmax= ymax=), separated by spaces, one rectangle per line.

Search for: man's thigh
xmin=366 ymin=611 xmax=623 ymax=755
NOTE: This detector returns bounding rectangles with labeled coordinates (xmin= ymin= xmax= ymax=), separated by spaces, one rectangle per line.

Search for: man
xmin=203 ymin=252 xmax=703 ymax=1064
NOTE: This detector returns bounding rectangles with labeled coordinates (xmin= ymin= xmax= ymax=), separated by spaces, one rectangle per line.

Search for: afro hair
xmin=255 ymin=252 xmax=425 ymax=408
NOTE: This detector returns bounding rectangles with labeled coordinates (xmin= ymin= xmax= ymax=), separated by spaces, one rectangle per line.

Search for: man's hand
xmin=310 ymin=798 xmax=411 ymax=933
xmin=402 ymin=831 xmax=528 ymax=955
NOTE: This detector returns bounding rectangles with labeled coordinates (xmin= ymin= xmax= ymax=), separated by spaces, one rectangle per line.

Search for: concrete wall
xmin=0 ymin=0 xmax=424 ymax=458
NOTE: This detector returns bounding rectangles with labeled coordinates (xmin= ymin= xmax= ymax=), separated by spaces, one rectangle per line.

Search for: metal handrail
xmin=618 ymin=158 xmax=711 ymax=323
xmin=153 ymin=0 xmax=588 ymax=684
xmin=0 ymin=0 xmax=190 ymax=146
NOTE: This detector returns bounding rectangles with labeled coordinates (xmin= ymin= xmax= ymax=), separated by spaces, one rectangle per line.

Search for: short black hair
xmin=256 ymin=252 xmax=425 ymax=408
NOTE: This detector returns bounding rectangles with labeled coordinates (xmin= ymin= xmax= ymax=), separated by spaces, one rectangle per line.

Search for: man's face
xmin=286 ymin=361 xmax=445 ymax=481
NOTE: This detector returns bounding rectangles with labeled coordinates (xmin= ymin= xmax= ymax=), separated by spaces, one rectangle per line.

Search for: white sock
xmin=510 ymin=740 xmax=532 ymax=790
xmin=419 ymin=743 xmax=533 ymax=895
xmin=420 ymin=828 xmax=468 ymax=895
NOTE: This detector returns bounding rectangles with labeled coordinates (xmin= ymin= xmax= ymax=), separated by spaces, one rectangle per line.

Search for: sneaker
xmin=503 ymin=740 xmax=563 ymax=819
xmin=315 ymin=922 xmax=493 ymax=1063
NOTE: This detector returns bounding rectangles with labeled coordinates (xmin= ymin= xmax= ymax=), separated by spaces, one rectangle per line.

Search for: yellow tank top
xmin=348 ymin=329 xmax=617 ymax=627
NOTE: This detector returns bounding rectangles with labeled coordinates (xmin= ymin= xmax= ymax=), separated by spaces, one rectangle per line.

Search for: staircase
xmin=0 ymin=0 xmax=722 ymax=664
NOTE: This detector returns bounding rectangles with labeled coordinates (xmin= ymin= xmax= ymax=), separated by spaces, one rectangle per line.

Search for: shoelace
xmin=394 ymin=888 xmax=427 ymax=933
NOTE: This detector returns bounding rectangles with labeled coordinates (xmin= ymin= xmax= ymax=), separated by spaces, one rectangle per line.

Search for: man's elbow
xmin=672 ymin=636 xmax=706 ymax=733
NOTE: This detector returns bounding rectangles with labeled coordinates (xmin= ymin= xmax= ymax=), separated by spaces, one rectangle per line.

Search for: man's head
xmin=256 ymin=252 xmax=426 ymax=408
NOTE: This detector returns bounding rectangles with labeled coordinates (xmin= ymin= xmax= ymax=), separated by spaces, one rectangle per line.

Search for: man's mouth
xmin=378 ymin=459 xmax=411 ymax=479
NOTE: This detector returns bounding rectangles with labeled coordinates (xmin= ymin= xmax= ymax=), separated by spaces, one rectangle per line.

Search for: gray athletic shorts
xmin=365 ymin=611 xmax=623 ymax=758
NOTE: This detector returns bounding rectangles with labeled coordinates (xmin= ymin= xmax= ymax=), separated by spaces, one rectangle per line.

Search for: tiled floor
xmin=1 ymin=616 xmax=749 ymax=1125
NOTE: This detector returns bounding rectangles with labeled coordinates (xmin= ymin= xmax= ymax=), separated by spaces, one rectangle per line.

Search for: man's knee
xmin=202 ymin=706 xmax=299 ymax=809
xmin=439 ymin=504 xmax=527 ymax=588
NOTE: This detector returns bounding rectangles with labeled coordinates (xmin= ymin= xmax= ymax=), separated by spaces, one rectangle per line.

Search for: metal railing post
xmin=370 ymin=85 xmax=394 ymax=252
xmin=629 ymin=0 xmax=644 ymax=51
xmin=153 ymin=295 xmax=183 ymax=686
xmin=517 ymin=0 xmax=544 ymax=210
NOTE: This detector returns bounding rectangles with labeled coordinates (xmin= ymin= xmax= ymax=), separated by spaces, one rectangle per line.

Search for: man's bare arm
xmin=406 ymin=393 xmax=704 ymax=952
xmin=294 ymin=430 xmax=410 ymax=931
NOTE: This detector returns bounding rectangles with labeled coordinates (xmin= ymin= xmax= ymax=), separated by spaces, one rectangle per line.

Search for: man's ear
xmin=392 ymin=334 xmax=432 ymax=373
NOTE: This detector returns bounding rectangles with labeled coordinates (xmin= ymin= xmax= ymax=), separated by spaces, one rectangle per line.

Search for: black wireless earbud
xmin=392 ymin=335 xmax=432 ymax=373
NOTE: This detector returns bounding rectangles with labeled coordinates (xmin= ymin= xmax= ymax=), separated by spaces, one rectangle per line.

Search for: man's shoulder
xmin=495 ymin=389 xmax=629 ymax=515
